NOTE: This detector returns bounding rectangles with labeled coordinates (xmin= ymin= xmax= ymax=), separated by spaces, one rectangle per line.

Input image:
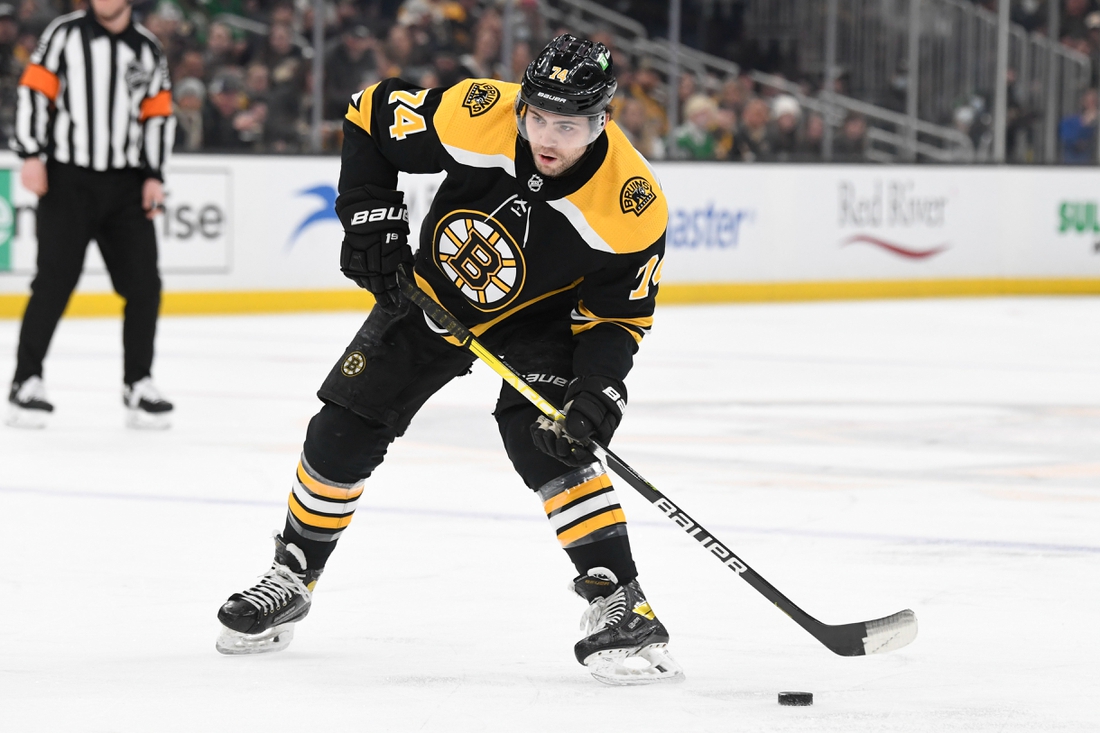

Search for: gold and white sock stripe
xmin=285 ymin=456 xmax=364 ymax=543
xmin=538 ymin=464 xmax=627 ymax=549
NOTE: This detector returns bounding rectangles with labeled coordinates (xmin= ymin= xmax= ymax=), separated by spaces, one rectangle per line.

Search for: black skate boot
xmin=216 ymin=534 xmax=322 ymax=655
xmin=7 ymin=377 xmax=54 ymax=429
xmin=123 ymin=377 xmax=173 ymax=430
xmin=572 ymin=568 xmax=684 ymax=685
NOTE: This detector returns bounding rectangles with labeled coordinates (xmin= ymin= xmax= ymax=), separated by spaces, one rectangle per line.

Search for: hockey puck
xmin=778 ymin=691 xmax=813 ymax=706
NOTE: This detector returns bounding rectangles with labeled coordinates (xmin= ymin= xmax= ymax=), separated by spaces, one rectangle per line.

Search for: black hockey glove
xmin=531 ymin=376 xmax=627 ymax=467
xmin=336 ymin=185 xmax=413 ymax=313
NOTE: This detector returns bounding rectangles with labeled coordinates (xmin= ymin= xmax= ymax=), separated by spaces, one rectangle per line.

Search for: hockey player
xmin=216 ymin=34 xmax=680 ymax=685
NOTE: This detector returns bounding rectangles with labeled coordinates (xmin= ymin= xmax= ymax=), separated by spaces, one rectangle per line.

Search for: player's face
xmin=525 ymin=108 xmax=600 ymax=177
xmin=91 ymin=0 xmax=131 ymax=24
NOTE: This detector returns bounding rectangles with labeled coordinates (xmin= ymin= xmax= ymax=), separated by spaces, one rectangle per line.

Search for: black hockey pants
xmin=293 ymin=301 xmax=638 ymax=580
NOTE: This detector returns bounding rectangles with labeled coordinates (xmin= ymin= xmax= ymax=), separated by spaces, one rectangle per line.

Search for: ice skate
xmin=6 ymin=377 xmax=54 ymax=429
xmin=216 ymin=534 xmax=321 ymax=655
xmin=123 ymin=377 xmax=173 ymax=429
xmin=572 ymin=568 xmax=684 ymax=686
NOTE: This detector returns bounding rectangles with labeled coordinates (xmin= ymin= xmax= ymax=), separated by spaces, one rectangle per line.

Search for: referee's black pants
xmin=14 ymin=162 xmax=162 ymax=386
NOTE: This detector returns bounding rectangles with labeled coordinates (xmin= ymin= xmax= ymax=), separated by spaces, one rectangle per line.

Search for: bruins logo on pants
xmin=434 ymin=210 xmax=525 ymax=311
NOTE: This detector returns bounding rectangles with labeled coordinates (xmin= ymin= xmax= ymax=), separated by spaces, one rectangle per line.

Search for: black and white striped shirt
xmin=11 ymin=10 xmax=176 ymax=179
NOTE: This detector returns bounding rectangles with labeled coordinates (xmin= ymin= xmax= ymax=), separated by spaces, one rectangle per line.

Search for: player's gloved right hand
xmin=531 ymin=376 xmax=627 ymax=467
xmin=336 ymin=185 xmax=413 ymax=313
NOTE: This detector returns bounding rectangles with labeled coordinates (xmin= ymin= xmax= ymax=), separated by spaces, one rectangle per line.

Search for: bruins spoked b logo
xmin=434 ymin=210 xmax=525 ymax=311
xmin=620 ymin=176 xmax=657 ymax=216
xmin=462 ymin=82 xmax=500 ymax=117
xmin=341 ymin=351 xmax=366 ymax=377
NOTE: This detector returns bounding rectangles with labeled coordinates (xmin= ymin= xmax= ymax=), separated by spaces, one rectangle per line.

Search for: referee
xmin=7 ymin=0 xmax=177 ymax=429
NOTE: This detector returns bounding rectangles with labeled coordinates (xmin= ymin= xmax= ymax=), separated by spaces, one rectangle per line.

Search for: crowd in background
xmin=1 ymin=0 xmax=1099 ymax=163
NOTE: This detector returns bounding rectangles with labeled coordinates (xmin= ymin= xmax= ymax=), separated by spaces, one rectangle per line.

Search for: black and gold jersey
xmin=342 ymin=77 xmax=667 ymax=382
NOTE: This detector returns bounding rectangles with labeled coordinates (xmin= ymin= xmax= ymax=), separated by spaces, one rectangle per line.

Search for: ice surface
xmin=2 ymin=297 xmax=1098 ymax=732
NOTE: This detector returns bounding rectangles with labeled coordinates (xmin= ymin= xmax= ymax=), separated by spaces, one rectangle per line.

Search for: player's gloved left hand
xmin=336 ymin=185 xmax=414 ymax=314
xmin=531 ymin=375 xmax=627 ymax=467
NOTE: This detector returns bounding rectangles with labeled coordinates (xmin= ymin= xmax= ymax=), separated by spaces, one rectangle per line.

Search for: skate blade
xmin=583 ymin=642 xmax=685 ymax=686
xmin=216 ymin=623 xmax=295 ymax=655
xmin=5 ymin=405 xmax=50 ymax=429
xmin=126 ymin=410 xmax=171 ymax=430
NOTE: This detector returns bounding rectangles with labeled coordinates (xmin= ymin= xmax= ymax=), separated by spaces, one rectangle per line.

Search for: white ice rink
xmin=2 ymin=296 xmax=1098 ymax=732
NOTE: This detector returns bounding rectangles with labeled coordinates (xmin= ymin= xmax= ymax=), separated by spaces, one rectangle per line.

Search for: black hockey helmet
xmin=516 ymin=34 xmax=616 ymax=146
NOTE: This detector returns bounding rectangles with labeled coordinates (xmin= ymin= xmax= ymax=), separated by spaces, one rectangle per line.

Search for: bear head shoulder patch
xmin=620 ymin=176 xmax=657 ymax=217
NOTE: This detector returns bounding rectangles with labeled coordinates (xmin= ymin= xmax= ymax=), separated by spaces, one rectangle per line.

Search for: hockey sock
xmin=282 ymin=455 xmax=364 ymax=570
xmin=537 ymin=464 xmax=638 ymax=584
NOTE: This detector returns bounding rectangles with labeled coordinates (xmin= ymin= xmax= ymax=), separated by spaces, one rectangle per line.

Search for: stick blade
xmin=862 ymin=608 xmax=918 ymax=655
xmin=811 ymin=608 xmax=918 ymax=656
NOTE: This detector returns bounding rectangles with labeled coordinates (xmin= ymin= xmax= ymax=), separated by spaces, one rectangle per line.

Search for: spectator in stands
xmin=1060 ymin=88 xmax=1098 ymax=164
xmin=506 ymin=39 xmax=533 ymax=84
xmin=1012 ymin=0 xmax=1047 ymax=32
xmin=618 ymin=95 xmax=666 ymax=160
xmin=174 ymin=77 xmax=206 ymax=152
xmin=142 ymin=2 xmax=188 ymax=70
xmin=234 ymin=93 xmax=268 ymax=150
xmin=676 ymin=71 xmax=697 ymax=122
xmin=244 ymin=60 xmax=270 ymax=102
xmin=324 ymin=23 xmax=377 ymax=119
xmin=626 ymin=61 xmax=668 ymax=137
xmin=0 ymin=2 xmax=19 ymax=149
xmin=432 ymin=50 xmax=465 ymax=87
xmin=203 ymin=72 xmax=250 ymax=150
xmin=953 ymin=97 xmax=993 ymax=159
xmin=794 ymin=111 xmax=826 ymax=161
xmin=204 ymin=21 xmax=240 ymax=77
xmin=670 ymin=93 xmax=719 ymax=160
xmin=1062 ymin=0 xmax=1092 ymax=41
xmin=259 ymin=22 xmax=306 ymax=151
xmin=380 ymin=22 xmax=432 ymax=80
xmin=718 ymin=75 xmax=746 ymax=117
xmin=261 ymin=22 xmax=303 ymax=78
xmin=770 ymin=94 xmax=801 ymax=161
xmin=712 ymin=107 xmax=739 ymax=161
xmin=459 ymin=24 xmax=500 ymax=78
xmin=1085 ymin=12 xmax=1100 ymax=83
xmin=174 ymin=48 xmax=205 ymax=85
xmin=440 ymin=0 xmax=482 ymax=54
xmin=833 ymin=112 xmax=868 ymax=162
xmin=731 ymin=96 xmax=773 ymax=161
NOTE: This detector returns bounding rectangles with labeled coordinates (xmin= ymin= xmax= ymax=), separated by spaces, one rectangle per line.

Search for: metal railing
xmin=744 ymin=0 xmax=1092 ymax=163
xmin=752 ymin=70 xmax=975 ymax=161
xmin=540 ymin=0 xmax=973 ymax=161
xmin=537 ymin=0 xmax=740 ymax=86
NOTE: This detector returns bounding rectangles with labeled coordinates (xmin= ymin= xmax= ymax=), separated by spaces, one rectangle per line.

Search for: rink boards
xmin=1 ymin=152 xmax=1099 ymax=316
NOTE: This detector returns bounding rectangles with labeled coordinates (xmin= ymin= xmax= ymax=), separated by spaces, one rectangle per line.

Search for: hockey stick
xmin=397 ymin=274 xmax=917 ymax=656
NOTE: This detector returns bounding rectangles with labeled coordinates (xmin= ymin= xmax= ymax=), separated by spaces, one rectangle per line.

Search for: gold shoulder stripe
xmin=345 ymin=82 xmax=380 ymax=134
xmin=436 ymin=79 xmax=519 ymax=168
xmin=563 ymin=122 xmax=667 ymax=254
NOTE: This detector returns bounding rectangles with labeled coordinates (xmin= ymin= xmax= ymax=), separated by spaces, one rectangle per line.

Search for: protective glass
xmin=516 ymin=103 xmax=606 ymax=148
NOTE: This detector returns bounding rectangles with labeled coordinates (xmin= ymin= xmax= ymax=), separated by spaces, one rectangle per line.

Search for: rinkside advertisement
xmin=659 ymin=163 xmax=1100 ymax=284
xmin=1 ymin=153 xmax=1098 ymax=300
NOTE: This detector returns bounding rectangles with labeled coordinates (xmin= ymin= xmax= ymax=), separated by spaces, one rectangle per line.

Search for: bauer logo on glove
xmin=531 ymin=375 xmax=627 ymax=467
